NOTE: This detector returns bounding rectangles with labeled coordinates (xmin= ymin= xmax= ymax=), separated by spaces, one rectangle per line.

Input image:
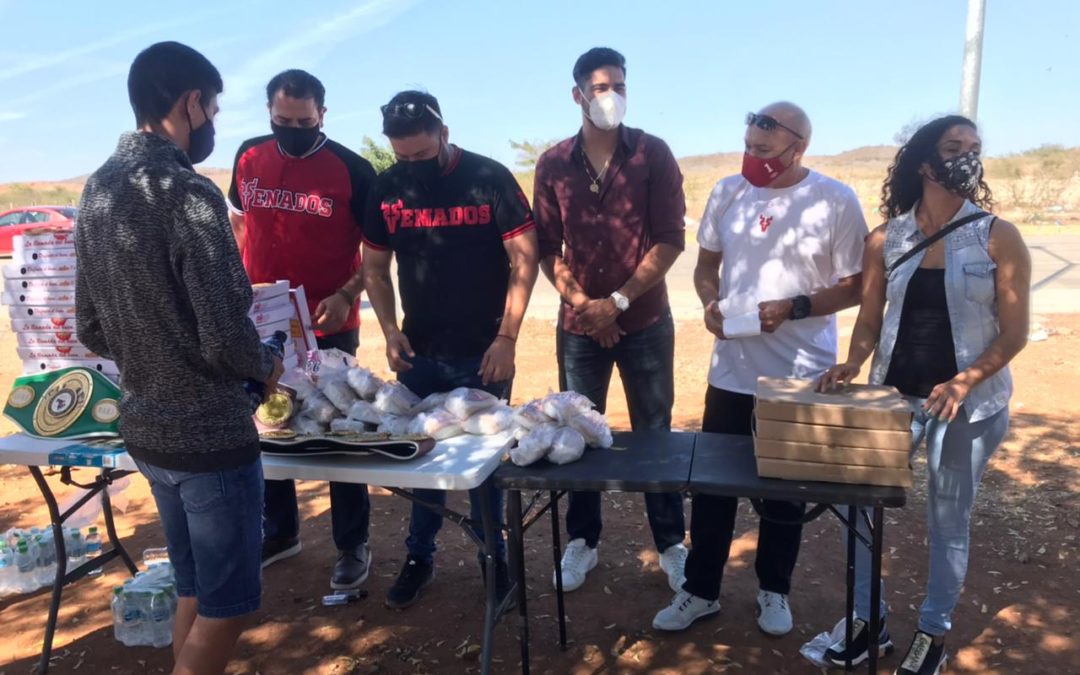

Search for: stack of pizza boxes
xmin=753 ymin=377 xmax=914 ymax=488
xmin=3 ymin=228 xmax=120 ymax=380
xmin=249 ymin=281 xmax=317 ymax=369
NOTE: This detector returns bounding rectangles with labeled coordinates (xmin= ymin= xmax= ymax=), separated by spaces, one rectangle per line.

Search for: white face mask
xmin=580 ymin=88 xmax=627 ymax=130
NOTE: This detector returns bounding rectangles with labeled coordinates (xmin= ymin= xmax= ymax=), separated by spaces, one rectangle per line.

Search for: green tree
xmin=360 ymin=136 xmax=396 ymax=174
xmin=509 ymin=139 xmax=559 ymax=170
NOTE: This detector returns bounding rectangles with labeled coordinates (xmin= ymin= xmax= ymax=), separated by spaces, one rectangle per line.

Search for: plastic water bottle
xmin=35 ymin=536 xmax=56 ymax=588
xmin=142 ymin=547 xmax=170 ymax=567
xmin=0 ymin=541 xmax=13 ymax=595
xmin=149 ymin=592 xmax=173 ymax=647
xmin=67 ymin=529 xmax=86 ymax=568
xmin=15 ymin=540 xmax=36 ymax=593
xmin=85 ymin=527 xmax=103 ymax=576
xmin=244 ymin=331 xmax=289 ymax=411
xmin=111 ymin=587 xmax=128 ymax=645
xmin=120 ymin=587 xmax=146 ymax=646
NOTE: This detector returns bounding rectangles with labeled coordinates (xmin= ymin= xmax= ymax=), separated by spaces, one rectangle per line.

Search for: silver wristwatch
xmin=610 ymin=291 xmax=630 ymax=312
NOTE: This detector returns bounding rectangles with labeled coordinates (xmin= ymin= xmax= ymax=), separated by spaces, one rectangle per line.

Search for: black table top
xmin=493 ymin=430 xmax=694 ymax=492
xmin=690 ymin=433 xmax=907 ymax=508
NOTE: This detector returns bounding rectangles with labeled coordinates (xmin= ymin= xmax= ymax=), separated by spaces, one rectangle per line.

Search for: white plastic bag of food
xmin=510 ymin=423 xmax=559 ymax=467
xmin=462 ymin=406 xmax=514 ymax=436
xmin=374 ymin=381 xmax=422 ymax=416
xmin=444 ymin=387 xmax=501 ymax=420
xmin=281 ymin=368 xmax=319 ymax=401
xmin=411 ymin=408 xmax=464 ymax=440
xmin=513 ymin=399 xmax=553 ymax=430
xmin=411 ymin=392 xmax=449 ymax=415
xmin=566 ymin=409 xmax=614 ymax=448
xmin=346 ymin=367 xmax=385 ymax=401
xmin=330 ymin=418 xmax=368 ymax=434
xmin=541 ymin=391 xmax=594 ymax=424
xmin=318 ymin=369 xmax=358 ymax=413
xmin=289 ymin=415 xmax=325 ymax=436
xmin=299 ymin=391 xmax=338 ymax=424
xmin=377 ymin=414 xmax=413 ymax=437
xmin=547 ymin=427 xmax=586 ymax=465
xmin=346 ymin=400 xmax=382 ymax=425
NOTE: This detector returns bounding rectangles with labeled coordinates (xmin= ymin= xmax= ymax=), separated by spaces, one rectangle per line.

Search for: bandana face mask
xmin=929 ymin=150 xmax=984 ymax=197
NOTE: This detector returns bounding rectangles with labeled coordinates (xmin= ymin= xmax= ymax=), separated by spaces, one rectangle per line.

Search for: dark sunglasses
xmin=381 ymin=102 xmax=444 ymax=123
xmin=746 ymin=112 xmax=804 ymax=140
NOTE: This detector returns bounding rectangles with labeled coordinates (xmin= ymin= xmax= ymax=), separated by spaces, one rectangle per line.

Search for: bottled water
xmin=85 ymin=527 xmax=103 ymax=576
xmin=0 ymin=541 xmax=13 ymax=596
xmin=14 ymin=540 xmax=36 ymax=593
xmin=111 ymin=587 xmax=128 ymax=645
xmin=141 ymin=547 xmax=170 ymax=567
xmin=149 ymin=592 xmax=173 ymax=648
xmin=35 ymin=536 xmax=56 ymax=588
xmin=67 ymin=529 xmax=86 ymax=568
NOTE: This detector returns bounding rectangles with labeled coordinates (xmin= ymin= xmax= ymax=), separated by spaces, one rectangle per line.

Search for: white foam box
xmin=4 ymin=277 xmax=76 ymax=294
xmin=22 ymin=358 xmax=119 ymax=379
xmin=8 ymin=305 xmax=77 ymax=320
xmin=250 ymin=303 xmax=295 ymax=327
xmin=10 ymin=316 xmax=77 ymax=332
xmin=3 ymin=262 xmax=78 ymax=279
xmin=14 ymin=248 xmax=76 ymax=266
xmin=13 ymin=229 xmax=76 ymax=258
xmin=251 ymin=280 xmax=290 ymax=303
xmin=2 ymin=289 xmax=77 ymax=306
xmin=16 ymin=332 xmax=82 ymax=347
xmin=18 ymin=346 xmax=100 ymax=360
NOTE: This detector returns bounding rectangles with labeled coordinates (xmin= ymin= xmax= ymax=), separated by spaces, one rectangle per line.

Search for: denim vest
xmin=869 ymin=200 xmax=1012 ymax=422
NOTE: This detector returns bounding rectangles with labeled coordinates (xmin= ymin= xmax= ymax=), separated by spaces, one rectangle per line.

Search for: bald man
xmin=652 ymin=103 xmax=869 ymax=633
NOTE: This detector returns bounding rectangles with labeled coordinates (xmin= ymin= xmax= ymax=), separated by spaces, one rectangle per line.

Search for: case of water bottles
xmin=111 ymin=547 xmax=177 ymax=648
xmin=0 ymin=525 xmax=104 ymax=596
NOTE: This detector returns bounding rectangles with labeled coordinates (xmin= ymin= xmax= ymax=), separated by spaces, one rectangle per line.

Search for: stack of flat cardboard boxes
xmin=754 ymin=377 xmax=914 ymax=488
xmin=249 ymin=281 xmax=317 ymax=370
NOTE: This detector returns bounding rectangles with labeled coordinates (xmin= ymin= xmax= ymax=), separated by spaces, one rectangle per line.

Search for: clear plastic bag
xmin=330 ymin=418 xmax=368 ymax=434
xmin=541 ymin=391 xmax=594 ymax=424
xmin=346 ymin=400 xmax=382 ymax=425
xmin=566 ymin=409 xmax=613 ymax=448
xmin=377 ymin=414 xmax=413 ymax=437
xmin=411 ymin=392 xmax=449 ymax=415
xmin=318 ymin=370 xmax=358 ymax=413
xmin=289 ymin=415 xmax=325 ymax=435
xmin=346 ymin=367 xmax=384 ymax=401
xmin=547 ymin=427 xmax=586 ymax=465
xmin=281 ymin=368 xmax=319 ymax=401
xmin=513 ymin=399 xmax=553 ymax=430
xmin=374 ymin=381 xmax=422 ymax=416
xmin=444 ymin=387 xmax=501 ymax=420
xmin=512 ymin=423 xmax=559 ymax=466
xmin=800 ymin=615 xmax=854 ymax=668
xmin=299 ymin=392 xmax=338 ymax=424
xmin=410 ymin=408 xmax=464 ymax=440
xmin=461 ymin=406 xmax=514 ymax=436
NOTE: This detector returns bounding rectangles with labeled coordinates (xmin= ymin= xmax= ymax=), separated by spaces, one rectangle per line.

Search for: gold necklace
xmin=583 ymin=153 xmax=612 ymax=193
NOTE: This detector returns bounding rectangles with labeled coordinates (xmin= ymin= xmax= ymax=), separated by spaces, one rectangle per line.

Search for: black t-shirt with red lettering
xmin=364 ymin=147 xmax=534 ymax=360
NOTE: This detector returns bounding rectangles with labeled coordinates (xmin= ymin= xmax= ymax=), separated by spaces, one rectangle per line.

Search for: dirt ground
xmin=1 ymin=312 xmax=1078 ymax=675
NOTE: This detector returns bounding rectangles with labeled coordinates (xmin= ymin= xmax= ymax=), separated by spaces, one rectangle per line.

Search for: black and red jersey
xmin=364 ymin=146 xmax=534 ymax=360
xmin=228 ymin=135 xmax=375 ymax=335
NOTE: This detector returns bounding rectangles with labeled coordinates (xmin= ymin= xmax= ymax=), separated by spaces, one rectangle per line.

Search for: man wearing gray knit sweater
xmin=75 ymin=42 xmax=282 ymax=675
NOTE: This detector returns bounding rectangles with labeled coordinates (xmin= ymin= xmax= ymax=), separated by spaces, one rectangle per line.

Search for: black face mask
xmin=403 ymin=143 xmax=444 ymax=184
xmin=272 ymin=123 xmax=321 ymax=157
xmin=929 ymin=150 xmax=984 ymax=198
xmin=186 ymin=104 xmax=215 ymax=164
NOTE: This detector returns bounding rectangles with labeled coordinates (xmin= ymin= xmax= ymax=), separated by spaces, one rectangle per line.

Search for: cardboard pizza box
xmin=250 ymin=304 xmax=295 ymax=328
xmin=2 ymin=289 xmax=77 ymax=306
xmin=16 ymin=332 xmax=82 ymax=348
xmin=10 ymin=316 xmax=77 ymax=332
xmin=754 ymin=419 xmax=912 ymax=452
xmin=251 ymin=280 xmax=290 ymax=303
xmin=4 ymin=277 xmax=77 ymax=294
xmin=250 ymin=294 xmax=292 ymax=315
xmin=3 ymin=262 xmax=78 ymax=279
xmin=14 ymin=248 xmax=77 ymax=266
xmin=756 ymin=456 xmax=913 ymax=488
xmin=289 ymin=286 xmax=319 ymax=356
xmin=18 ymin=345 xmax=100 ymax=360
xmin=22 ymin=358 xmax=119 ymax=380
xmin=755 ymin=377 xmax=913 ymax=431
xmin=8 ymin=305 xmax=77 ymax=320
xmin=13 ymin=229 xmax=76 ymax=258
xmin=754 ymin=437 xmax=910 ymax=469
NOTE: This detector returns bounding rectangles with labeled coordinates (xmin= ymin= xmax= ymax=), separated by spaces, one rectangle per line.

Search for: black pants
xmin=263 ymin=329 xmax=371 ymax=550
xmin=682 ymin=386 xmax=805 ymax=602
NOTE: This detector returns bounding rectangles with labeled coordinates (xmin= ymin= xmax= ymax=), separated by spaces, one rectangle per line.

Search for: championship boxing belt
xmin=4 ymin=367 xmax=121 ymax=440
xmin=259 ymin=430 xmax=436 ymax=461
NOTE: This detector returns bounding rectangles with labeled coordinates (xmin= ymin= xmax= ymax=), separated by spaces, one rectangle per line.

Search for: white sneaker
xmin=757 ymin=590 xmax=793 ymax=636
xmin=552 ymin=539 xmax=597 ymax=592
xmin=652 ymin=590 xmax=720 ymax=631
xmin=658 ymin=543 xmax=688 ymax=592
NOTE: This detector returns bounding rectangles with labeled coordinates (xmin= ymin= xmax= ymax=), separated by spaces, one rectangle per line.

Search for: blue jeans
xmin=398 ymin=353 xmax=509 ymax=565
xmin=850 ymin=400 xmax=1009 ymax=635
xmin=557 ymin=312 xmax=686 ymax=552
xmin=135 ymin=458 xmax=264 ymax=618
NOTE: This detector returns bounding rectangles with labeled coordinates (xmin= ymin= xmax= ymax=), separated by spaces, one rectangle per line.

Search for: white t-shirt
xmin=697 ymin=170 xmax=868 ymax=395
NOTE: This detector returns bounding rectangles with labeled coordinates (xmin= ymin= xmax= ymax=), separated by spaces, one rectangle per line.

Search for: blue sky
xmin=0 ymin=0 xmax=1077 ymax=183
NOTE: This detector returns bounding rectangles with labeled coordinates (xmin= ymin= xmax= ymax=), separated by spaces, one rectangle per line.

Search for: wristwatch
xmin=789 ymin=295 xmax=811 ymax=320
xmin=610 ymin=291 xmax=630 ymax=312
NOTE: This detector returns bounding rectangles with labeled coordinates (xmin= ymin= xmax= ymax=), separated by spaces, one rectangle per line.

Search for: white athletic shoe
xmin=757 ymin=590 xmax=794 ymax=636
xmin=552 ymin=539 xmax=598 ymax=592
xmin=658 ymin=543 xmax=688 ymax=592
xmin=652 ymin=590 xmax=720 ymax=631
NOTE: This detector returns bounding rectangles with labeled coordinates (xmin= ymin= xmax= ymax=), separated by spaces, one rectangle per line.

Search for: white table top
xmin=0 ymin=432 xmax=513 ymax=491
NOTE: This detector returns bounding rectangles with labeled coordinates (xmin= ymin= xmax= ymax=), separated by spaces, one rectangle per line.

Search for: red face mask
xmin=741 ymin=144 xmax=796 ymax=187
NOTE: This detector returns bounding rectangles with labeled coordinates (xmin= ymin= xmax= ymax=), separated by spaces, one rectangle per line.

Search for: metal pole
xmin=959 ymin=0 xmax=987 ymax=120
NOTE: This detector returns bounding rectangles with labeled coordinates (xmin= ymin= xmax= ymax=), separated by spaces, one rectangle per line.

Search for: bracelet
xmin=496 ymin=334 xmax=517 ymax=344
xmin=335 ymin=288 xmax=355 ymax=304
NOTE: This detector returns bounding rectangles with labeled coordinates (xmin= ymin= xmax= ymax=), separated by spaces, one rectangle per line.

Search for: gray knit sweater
xmin=75 ymin=132 xmax=274 ymax=472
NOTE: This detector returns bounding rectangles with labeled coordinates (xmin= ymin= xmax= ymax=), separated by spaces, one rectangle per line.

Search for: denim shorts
xmin=135 ymin=458 xmax=264 ymax=618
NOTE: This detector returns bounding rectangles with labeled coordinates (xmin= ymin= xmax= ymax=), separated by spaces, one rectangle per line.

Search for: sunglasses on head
xmin=746 ymin=112 xmax=804 ymax=140
xmin=381 ymin=102 xmax=444 ymax=123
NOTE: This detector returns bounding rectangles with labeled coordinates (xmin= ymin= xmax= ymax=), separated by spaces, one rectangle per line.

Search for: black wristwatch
xmin=789 ymin=295 xmax=812 ymax=320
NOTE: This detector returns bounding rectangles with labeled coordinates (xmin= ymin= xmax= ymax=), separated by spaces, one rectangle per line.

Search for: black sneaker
xmin=825 ymin=617 xmax=894 ymax=667
xmin=385 ymin=556 xmax=434 ymax=609
xmin=478 ymin=554 xmax=517 ymax=611
xmin=331 ymin=543 xmax=371 ymax=590
xmin=896 ymin=631 xmax=946 ymax=675
xmin=261 ymin=536 xmax=302 ymax=569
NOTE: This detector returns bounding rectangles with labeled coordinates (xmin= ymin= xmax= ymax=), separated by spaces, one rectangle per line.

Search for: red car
xmin=0 ymin=206 xmax=77 ymax=256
